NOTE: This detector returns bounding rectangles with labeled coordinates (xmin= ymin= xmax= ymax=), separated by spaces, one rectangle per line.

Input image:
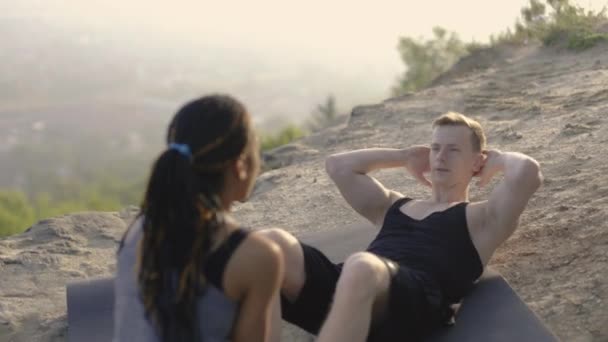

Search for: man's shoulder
xmin=466 ymin=200 xmax=489 ymax=210
xmin=464 ymin=200 xmax=490 ymax=232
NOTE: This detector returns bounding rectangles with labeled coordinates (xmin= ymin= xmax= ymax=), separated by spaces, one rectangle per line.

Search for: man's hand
xmin=325 ymin=146 xmax=430 ymax=226
xmin=404 ymin=146 xmax=432 ymax=188
xmin=476 ymin=149 xmax=505 ymax=187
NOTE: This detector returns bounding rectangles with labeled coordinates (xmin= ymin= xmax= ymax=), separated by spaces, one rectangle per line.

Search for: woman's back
xmin=114 ymin=217 xmax=247 ymax=342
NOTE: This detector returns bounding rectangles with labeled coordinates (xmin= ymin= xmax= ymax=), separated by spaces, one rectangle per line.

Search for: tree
xmin=547 ymin=0 xmax=570 ymax=14
xmin=392 ymin=27 xmax=468 ymax=96
xmin=308 ymin=95 xmax=338 ymax=132
xmin=522 ymin=0 xmax=547 ymax=24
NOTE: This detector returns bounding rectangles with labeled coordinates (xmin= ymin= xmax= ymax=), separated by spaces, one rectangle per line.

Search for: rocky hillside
xmin=1 ymin=41 xmax=607 ymax=341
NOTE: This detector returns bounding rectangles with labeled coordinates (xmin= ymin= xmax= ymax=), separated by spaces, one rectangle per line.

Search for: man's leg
xmin=317 ymin=252 xmax=391 ymax=342
xmin=255 ymin=228 xmax=306 ymax=340
xmin=255 ymin=228 xmax=306 ymax=301
xmin=256 ymin=228 xmax=342 ymax=335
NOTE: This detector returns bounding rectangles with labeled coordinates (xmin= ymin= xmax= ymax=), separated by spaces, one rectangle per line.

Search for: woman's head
xmin=165 ymin=94 xmax=260 ymax=204
xmin=137 ymin=94 xmax=259 ymax=341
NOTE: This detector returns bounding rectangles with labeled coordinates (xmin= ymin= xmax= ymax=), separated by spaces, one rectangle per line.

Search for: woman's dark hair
xmin=134 ymin=94 xmax=251 ymax=341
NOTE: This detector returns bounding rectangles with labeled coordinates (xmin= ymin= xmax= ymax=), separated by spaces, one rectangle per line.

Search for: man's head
xmin=430 ymin=112 xmax=486 ymax=186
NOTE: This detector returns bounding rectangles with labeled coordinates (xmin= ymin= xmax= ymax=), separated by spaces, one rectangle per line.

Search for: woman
xmin=114 ymin=95 xmax=284 ymax=342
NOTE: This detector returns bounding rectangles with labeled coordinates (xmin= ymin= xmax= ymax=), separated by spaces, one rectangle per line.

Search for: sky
xmin=2 ymin=0 xmax=607 ymax=122
xmin=3 ymin=0 xmax=607 ymax=76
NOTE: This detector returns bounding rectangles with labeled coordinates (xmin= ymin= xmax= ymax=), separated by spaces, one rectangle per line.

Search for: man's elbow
xmin=325 ymin=154 xmax=347 ymax=179
xmin=522 ymin=158 xmax=543 ymax=190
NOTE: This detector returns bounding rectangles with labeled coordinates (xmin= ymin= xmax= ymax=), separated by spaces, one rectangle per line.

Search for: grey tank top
xmin=113 ymin=218 xmax=247 ymax=342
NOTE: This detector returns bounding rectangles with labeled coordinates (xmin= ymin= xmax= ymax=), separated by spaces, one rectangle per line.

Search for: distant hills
xmin=0 ymin=14 xmax=390 ymax=192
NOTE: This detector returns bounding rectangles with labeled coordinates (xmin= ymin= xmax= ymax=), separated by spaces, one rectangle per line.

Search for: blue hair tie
xmin=168 ymin=143 xmax=192 ymax=160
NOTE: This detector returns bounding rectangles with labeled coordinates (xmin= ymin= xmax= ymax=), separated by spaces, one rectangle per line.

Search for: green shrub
xmin=0 ymin=179 xmax=143 ymax=237
xmin=0 ymin=191 xmax=36 ymax=237
xmin=392 ymin=27 xmax=469 ymax=95
xmin=260 ymin=125 xmax=306 ymax=151
xmin=496 ymin=0 xmax=608 ymax=50
xmin=567 ymin=32 xmax=608 ymax=50
xmin=465 ymin=41 xmax=489 ymax=54
xmin=308 ymin=95 xmax=339 ymax=132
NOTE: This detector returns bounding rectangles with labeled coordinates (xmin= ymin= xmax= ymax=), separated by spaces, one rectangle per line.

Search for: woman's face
xmin=234 ymin=125 xmax=261 ymax=202
xmin=245 ymin=130 xmax=262 ymax=191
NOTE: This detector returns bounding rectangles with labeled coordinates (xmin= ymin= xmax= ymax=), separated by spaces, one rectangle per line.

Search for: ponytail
xmin=138 ymin=150 xmax=226 ymax=341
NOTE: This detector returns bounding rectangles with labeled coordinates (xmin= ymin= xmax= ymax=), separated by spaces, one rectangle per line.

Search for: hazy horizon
xmin=3 ymin=0 xmax=607 ymax=90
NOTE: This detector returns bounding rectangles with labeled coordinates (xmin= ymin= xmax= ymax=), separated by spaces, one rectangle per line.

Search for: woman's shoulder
xmin=222 ymin=230 xmax=283 ymax=298
xmin=232 ymin=231 xmax=283 ymax=271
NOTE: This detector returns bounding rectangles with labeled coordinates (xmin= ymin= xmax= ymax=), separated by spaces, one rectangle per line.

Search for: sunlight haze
xmin=3 ymin=0 xmax=606 ymax=72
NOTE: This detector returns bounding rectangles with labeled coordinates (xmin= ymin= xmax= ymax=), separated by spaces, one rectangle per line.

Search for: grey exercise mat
xmin=66 ymin=276 xmax=114 ymax=342
xmin=67 ymin=223 xmax=558 ymax=341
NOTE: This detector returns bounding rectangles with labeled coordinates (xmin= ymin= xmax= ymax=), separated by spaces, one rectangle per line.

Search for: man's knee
xmin=255 ymin=228 xmax=305 ymax=296
xmin=338 ymin=252 xmax=390 ymax=299
xmin=256 ymin=228 xmax=300 ymax=258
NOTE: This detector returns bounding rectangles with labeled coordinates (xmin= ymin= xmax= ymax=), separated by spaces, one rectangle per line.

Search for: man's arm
xmin=482 ymin=150 xmax=543 ymax=243
xmin=325 ymin=147 xmax=430 ymax=226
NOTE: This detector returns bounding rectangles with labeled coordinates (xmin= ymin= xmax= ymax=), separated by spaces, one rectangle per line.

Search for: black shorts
xmin=280 ymin=242 xmax=448 ymax=341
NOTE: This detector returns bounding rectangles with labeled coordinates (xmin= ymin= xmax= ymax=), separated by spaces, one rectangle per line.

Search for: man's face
xmin=430 ymin=125 xmax=482 ymax=186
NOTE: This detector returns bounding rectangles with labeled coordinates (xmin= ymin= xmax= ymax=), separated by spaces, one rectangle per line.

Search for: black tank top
xmin=118 ymin=224 xmax=249 ymax=292
xmin=366 ymin=198 xmax=483 ymax=303
xmin=204 ymin=229 xmax=249 ymax=291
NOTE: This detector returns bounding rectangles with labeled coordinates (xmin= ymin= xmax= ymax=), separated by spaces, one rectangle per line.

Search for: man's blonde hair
xmin=432 ymin=112 xmax=486 ymax=152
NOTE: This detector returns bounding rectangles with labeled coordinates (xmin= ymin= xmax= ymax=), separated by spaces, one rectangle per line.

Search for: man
xmin=258 ymin=112 xmax=543 ymax=341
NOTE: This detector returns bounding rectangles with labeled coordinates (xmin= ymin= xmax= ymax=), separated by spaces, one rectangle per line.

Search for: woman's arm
xmin=229 ymin=236 xmax=284 ymax=342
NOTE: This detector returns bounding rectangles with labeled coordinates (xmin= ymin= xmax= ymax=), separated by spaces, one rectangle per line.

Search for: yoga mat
xmin=67 ymin=223 xmax=558 ymax=341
